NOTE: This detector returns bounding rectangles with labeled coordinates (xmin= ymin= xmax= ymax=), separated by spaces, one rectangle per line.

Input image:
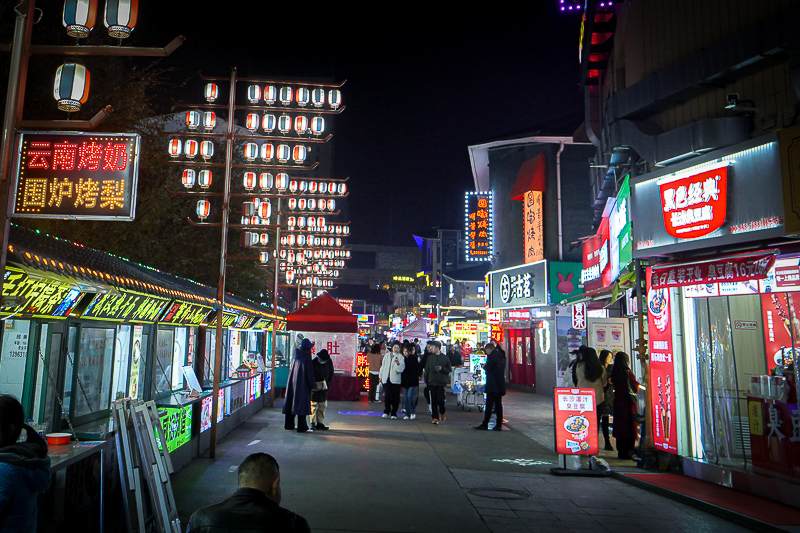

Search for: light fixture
xmin=724 ymin=93 xmax=758 ymax=112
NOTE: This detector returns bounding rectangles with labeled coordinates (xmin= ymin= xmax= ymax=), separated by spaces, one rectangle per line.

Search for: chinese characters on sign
xmin=465 ymin=192 xmax=493 ymax=261
xmin=658 ymin=164 xmax=728 ymax=239
xmin=488 ymin=262 xmax=547 ymax=309
xmin=13 ymin=132 xmax=140 ymax=220
xmin=523 ymin=190 xmax=543 ymax=264
xmin=554 ymin=388 xmax=598 ymax=455
xmin=650 ymin=253 xmax=776 ymax=289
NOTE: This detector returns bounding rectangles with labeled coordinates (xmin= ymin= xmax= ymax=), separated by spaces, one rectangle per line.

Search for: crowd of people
xmin=567 ymin=345 xmax=641 ymax=460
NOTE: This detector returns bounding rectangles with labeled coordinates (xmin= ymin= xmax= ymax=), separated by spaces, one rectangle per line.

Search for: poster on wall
xmin=760 ymin=292 xmax=800 ymax=373
xmin=128 ymin=325 xmax=143 ymax=400
xmin=589 ymin=320 xmax=627 ymax=354
xmin=303 ymin=332 xmax=358 ymax=375
xmin=646 ymin=266 xmax=678 ymax=453
xmin=554 ymin=387 xmax=599 ymax=455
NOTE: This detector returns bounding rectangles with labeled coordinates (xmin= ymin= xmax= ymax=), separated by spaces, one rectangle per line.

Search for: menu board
xmin=155 ymin=405 xmax=192 ymax=453
xmin=554 ymin=387 xmax=598 ymax=455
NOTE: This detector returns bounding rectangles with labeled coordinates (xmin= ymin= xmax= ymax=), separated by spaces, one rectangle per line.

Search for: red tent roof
xmin=286 ymin=292 xmax=359 ymax=333
xmin=509 ymin=152 xmax=546 ymax=200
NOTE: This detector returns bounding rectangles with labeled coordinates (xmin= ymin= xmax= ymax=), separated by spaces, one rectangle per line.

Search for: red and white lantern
xmin=259 ymin=173 xmax=273 ymax=190
xmin=293 ymin=145 xmax=307 ymax=164
xmin=288 ymin=198 xmax=298 ymax=210
xmin=185 ymin=110 xmax=201 ymax=130
xmin=247 ymin=85 xmax=262 ymax=104
xmin=182 ymin=169 xmax=195 ymax=188
xmin=200 ymin=141 xmax=214 ymax=159
xmin=310 ymin=116 xmax=325 ymax=135
xmin=168 ymin=139 xmax=182 ymax=157
xmin=279 ymin=86 xmax=293 ymax=105
xmin=278 ymin=115 xmax=292 ymax=134
xmin=198 ymin=170 xmax=212 ymax=188
xmin=294 ymin=116 xmax=309 ymax=134
xmin=262 ymin=114 xmax=276 ymax=132
xmin=258 ymin=200 xmax=271 ymax=219
xmin=196 ymin=200 xmax=210 ymax=220
xmin=244 ymin=143 xmax=258 ymax=161
xmin=328 ymin=89 xmax=342 ymax=109
xmin=183 ymin=139 xmax=198 ymax=158
xmin=246 ymin=113 xmax=260 ymax=132
xmin=264 ymin=85 xmax=277 ymax=105
xmin=277 ymin=145 xmax=291 ymax=163
xmin=276 ymin=173 xmax=289 ymax=191
xmin=308 ymin=181 xmax=318 ymax=194
xmin=311 ymin=88 xmax=325 ymax=108
xmin=296 ymin=87 xmax=310 ymax=106
xmin=337 ymin=183 xmax=347 ymax=195
xmin=203 ymin=111 xmax=216 ymax=131
xmin=243 ymin=172 xmax=257 ymax=190
xmin=260 ymin=143 xmax=274 ymax=162
xmin=204 ymin=83 xmax=218 ymax=102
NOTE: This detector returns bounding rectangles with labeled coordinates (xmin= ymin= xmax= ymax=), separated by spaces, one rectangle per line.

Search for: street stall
xmin=398 ymin=318 xmax=429 ymax=342
xmin=286 ymin=292 xmax=360 ymax=400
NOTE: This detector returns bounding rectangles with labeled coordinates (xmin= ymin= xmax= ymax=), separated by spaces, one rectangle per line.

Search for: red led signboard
xmin=13 ymin=132 xmax=140 ymax=220
xmin=658 ymin=164 xmax=728 ymax=239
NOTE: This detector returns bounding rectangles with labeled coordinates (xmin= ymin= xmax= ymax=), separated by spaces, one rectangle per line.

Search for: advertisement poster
xmin=646 ymin=266 xmax=678 ymax=453
xmin=554 ymin=387 xmax=598 ymax=455
xmin=128 ymin=325 xmax=143 ymax=400
xmin=303 ymin=332 xmax=358 ymax=375
xmin=760 ymin=292 xmax=800 ymax=373
xmin=589 ymin=321 xmax=627 ymax=354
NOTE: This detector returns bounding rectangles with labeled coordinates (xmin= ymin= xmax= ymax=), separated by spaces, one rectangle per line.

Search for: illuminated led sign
xmin=523 ymin=190 xmax=544 ymax=263
xmin=156 ymin=405 xmax=192 ymax=453
xmin=355 ymin=313 xmax=375 ymax=324
xmin=160 ymin=300 xmax=214 ymax=325
xmin=487 ymin=262 xmax=547 ymax=309
xmin=658 ymin=163 xmax=728 ymax=239
xmin=13 ymin=132 xmax=140 ymax=220
xmin=465 ymin=191 xmax=493 ymax=261
xmin=81 ymin=289 xmax=171 ymax=323
xmin=2 ymin=267 xmax=87 ymax=318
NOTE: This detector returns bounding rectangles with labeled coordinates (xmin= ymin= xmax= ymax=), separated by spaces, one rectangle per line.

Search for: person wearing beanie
xmin=311 ymin=349 xmax=335 ymax=430
xmin=282 ymin=338 xmax=316 ymax=433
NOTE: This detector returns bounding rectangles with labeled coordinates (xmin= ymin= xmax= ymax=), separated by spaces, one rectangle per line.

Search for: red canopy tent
xmin=286 ymin=292 xmax=358 ymax=333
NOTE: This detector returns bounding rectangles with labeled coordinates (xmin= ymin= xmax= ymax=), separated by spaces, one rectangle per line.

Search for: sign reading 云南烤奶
xmin=13 ymin=131 xmax=140 ymax=221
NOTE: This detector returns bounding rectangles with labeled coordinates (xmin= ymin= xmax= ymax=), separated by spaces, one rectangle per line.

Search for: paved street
xmin=172 ymin=389 xmax=754 ymax=532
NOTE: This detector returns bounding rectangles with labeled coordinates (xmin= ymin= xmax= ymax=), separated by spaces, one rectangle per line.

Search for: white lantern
xmin=182 ymin=169 xmax=196 ymax=188
xmin=54 ymin=63 xmax=90 ymax=112
xmin=311 ymin=88 xmax=325 ymax=107
xmin=310 ymin=116 xmax=325 ymax=135
xmin=287 ymin=216 xmax=296 ymax=228
xmin=328 ymin=89 xmax=342 ymax=109
xmin=244 ymin=143 xmax=258 ymax=161
xmin=293 ymin=145 xmax=307 ymax=164
xmin=298 ymin=198 xmax=307 ymax=210
xmin=278 ymin=115 xmax=292 ymax=134
xmin=260 ymin=143 xmax=274 ymax=161
xmin=196 ymin=200 xmax=210 ymax=220
xmin=307 ymin=199 xmax=317 ymax=210
xmin=317 ymin=217 xmax=326 ymax=227
xmin=297 ymin=216 xmax=306 ymax=228
xmin=262 ymin=114 xmax=276 ymax=132
xmin=260 ymin=233 xmax=269 ymax=246
xmin=198 ymin=170 xmax=212 ymax=188
xmin=246 ymin=113 xmax=260 ymax=132
xmin=288 ymin=198 xmax=297 ymax=210
xmin=279 ymin=86 xmax=293 ymax=105
xmin=299 ymin=181 xmax=309 ymax=193
xmin=318 ymin=182 xmax=328 ymax=194
xmin=343 ymin=226 xmax=350 ymax=235
xmin=326 ymin=199 xmax=336 ymax=211
xmin=104 ymin=0 xmax=137 ymax=38
xmin=200 ymin=141 xmax=214 ymax=159
xmin=276 ymin=173 xmax=289 ymax=191
xmin=241 ymin=201 xmax=255 ymax=218
xmin=258 ymin=200 xmax=271 ymax=219
xmin=294 ymin=116 xmax=309 ymax=134
xmin=247 ymin=85 xmax=262 ymax=103
xmin=259 ymin=172 xmax=273 ymax=190
xmin=277 ymin=144 xmax=291 ymax=163
xmin=185 ymin=110 xmax=201 ymax=130
xmin=203 ymin=111 xmax=216 ymax=131
xmin=287 ymin=235 xmax=296 ymax=247
xmin=307 ymin=216 xmax=316 ymax=228
xmin=308 ymin=181 xmax=318 ymax=194
xmin=297 ymin=235 xmax=307 ymax=246
xmin=204 ymin=83 xmax=218 ymax=102
xmin=289 ymin=180 xmax=298 ymax=193
xmin=168 ymin=139 xmax=182 ymax=158
xmin=63 ymin=0 xmax=97 ymax=38
xmin=183 ymin=139 xmax=198 ymax=158
xmin=337 ymin=183 xmax=347 ymax=195
xmin=241 ymin=231 xmax=259 ymax=247
xmin=259 ymin=252 xmax=270 ymax=263
xmin=243 ymin=172 xmax=257 ymax=190
xmin=264 ymin=85 xmax=277 ymax=105
xmin=296 ymin=87 xmax=310 ymax=106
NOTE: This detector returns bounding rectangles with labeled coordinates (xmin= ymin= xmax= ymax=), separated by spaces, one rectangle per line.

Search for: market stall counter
xmin=327 ymin=373 xmax=360 ymax=401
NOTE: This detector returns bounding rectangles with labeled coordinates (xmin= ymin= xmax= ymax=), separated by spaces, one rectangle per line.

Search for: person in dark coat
xmin=187 ymin=452 xmax=310 ymax=533
xmin=282 ymin=338 xmax=316 ymax=433
xmin=400 ymin=342 xmax=421 ymax=419
xmin=310 ymin=349 xmax=334 ymax=430
xmin=611 ymin=351 xmax=640 ymax=459
xmin=475 ymin=341 xmax=506 ymax=431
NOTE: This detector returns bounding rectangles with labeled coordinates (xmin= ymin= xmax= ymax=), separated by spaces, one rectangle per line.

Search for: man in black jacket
xmin=474 ymin=341 xmax=507 ymax=431
xmin=187 ymin=453 xmax=310 ymax=532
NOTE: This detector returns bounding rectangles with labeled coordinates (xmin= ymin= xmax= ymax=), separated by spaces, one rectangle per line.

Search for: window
xmin=153 ymin=328 xmax=175 ymax=397
xmin=111 ymin=325 xmax=132 ymax=401
xmin=74 ymin=327 xmax=115 ymax=420
xmin=0 ymin=320 xmax=31 ymax=400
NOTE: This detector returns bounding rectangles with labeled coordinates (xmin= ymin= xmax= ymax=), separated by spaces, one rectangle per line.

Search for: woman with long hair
xmin=367 ymin=343 xmax=383 ymax=403
xmin=0 ymin=395 xmax=51 ymax=531
xmin=576 ymin=347 xmax=606 ymax=435
xmin=400 ymin=342 xmax=421 ymax=420
xmin=611 ymin=351 xmax=640 ymax=459
xmin=599 ymin=349 xmax=615 ymax=451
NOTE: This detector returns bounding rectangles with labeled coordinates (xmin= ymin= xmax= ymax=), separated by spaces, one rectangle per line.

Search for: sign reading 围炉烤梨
xmin=13 ymin=132 xmax=140 ymax=221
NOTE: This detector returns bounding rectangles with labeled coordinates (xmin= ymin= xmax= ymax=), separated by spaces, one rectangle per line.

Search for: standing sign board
xmin=13 ymin=131 xmax=140 ymax=220
xmin=554 ymin=387 xmax=598 ymax=455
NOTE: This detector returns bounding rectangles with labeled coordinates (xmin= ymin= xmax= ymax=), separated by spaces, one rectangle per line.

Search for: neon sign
xmin=13 ymin=132 xmax=140 ymax=220
xmin=658 ymin=163 xmax=728 ymax=239
xmin=465 ymin=191 xmax=493 ymax=261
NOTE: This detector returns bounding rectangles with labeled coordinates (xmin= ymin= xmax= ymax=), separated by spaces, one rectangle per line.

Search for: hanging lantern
xmin=277 ymin=144 xmax=291 ymax=163
xmin=258 ymin=200 xmax=271 ymax=219
xmin=279 ymin=86 xmax=293 ymax=105
xmin=264 ymin=85 xmax=277 ymax=105
xmin=298 ymin=198 xmax=307 ymax=210
xmin=278 ymin=115 xmax=292 ymax=134
xmin=307 ymin=198 xmax=317 ymax=210
xmin=259 ymin=252 xmax=270 ymax=263
xmin=308 ymin=181 xmax=318 ymax=194
xmin=286 ymin=271 xmax=295 ymax=284
xmin=183 ymin=139 xmax=198 ymax=158
xmin=297 ymin=235 xmax=307 ymax=246
xmin=276 ymin=173 xmax=289 ymax=191
xmin=310 ymin=116 xmax=325 ymax=135
xmin=247 ymin=85 xmax=262 ymax=104
xmin=260 ymin=233 xmax=269 ymax=246
xmin=293 ymin=145 xmax=307 ymax=164
xmin=328 ymin=181 xmax=336 ymax=194
xmin=294 ymin=116 xmax=309 ymax=134
xmin=287 ymin=235 xmax=296 ymax=246
xmin=241 ymin=201 xmax=255 ymax=218
xmin=299 ymin=181 xmax=309 ymax=193
xmin=311 ymin=88 xmax=325 ymax=108
xmin=203 ymin=111 xmax=216 ymax=131
xmin=287 ymin=216 xmax=296 ymax=228
xmin=296 ymin=87 xmax=310 ymax=106
xmin=200 ymin=141 xmax=214 ymax=159
xmin=289 ymin=180 xmax=298 ymax=193
xmin=288 ymin=198 xmax=297 ymax=210
xmin=244 ymin=143 xmax=258 ymax=161
xmin=196 ymin=200 xmax=210 ymax=220
xmin=241 ymin=232 xmax=259 ymax=247
xmin=259 ymin=172 xmax=273 ymax=190
xmin=185 ymin=110 xmax=201 ymax=130
xmin=297 ymin=217 xmax=306 ymax=228
xmin=318 ymin=201 xmax=327 ymax=212
xmin=182 ymin=169 xmax=196 ymax=188
xmin=198 ymin=170 xmax=212 ymax=188
xmin=260 ymin=143 xmax=274 ymax=162
xmin=326 ymin=199 xmax=336 ymax=211
xmin=328 ymin=89 xmax=342 ymax=110
xmin=204 ymin=83 xmax=218 ymax=102
xmin=307 ymin=216 xmax=316 ymax=228
xmin=335 ymin=225 xmax=342 ymax=234
xmin=63 ymin=0 xmax=98 ymax=38
xmin=337 ymin=183 xmax=347 ymax=195
xmin=318 ymin=182 xmax=328 ymax=194
xmin=317 ymin=216 xmax=326 ymax=227
xmin=53 ymin=63 xmax=90 ymax=112
xmin=245 ymin=113 xmax=260 ymax=132
xmin=243 ymin=172 xmax=257 ymax=190
xmin=167 ymin=139 xmax=182 ymax=158
xmin=104 ymin=0 xmax=137 ymax=38
xmin=262 ymin=114 xmax=276 ymax=132
xmin=343 ymin=226 xmax=350 ymax=235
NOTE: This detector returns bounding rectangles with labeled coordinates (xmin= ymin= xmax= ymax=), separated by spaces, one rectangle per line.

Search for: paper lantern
xmin=287 ymin=235 xmax=296 ymax=246
xmin=326 ymin=199 xmax=336 ymax=211
xmin=258 ymin=200 xmax=271 ymax=219
xmin=260 ymin=143 xmax=274 ymax=162
xmin=298 ymin=198 xmax=307 ymax=210
xmin=297 ymin=235 xmax=307 ymax=246
xmin=318 ymin=182 xmax=328 ymax=194
xmin=63 ymin=0 xmax=98 ymax=38
xmin=244 ymin=143 xmax=258 ymax=161
xmin=278 ymin=115 xmax=292 ymax=134
xmin=337 ymin=183 xmax=347 ymax=195
xmin=317 ymin=217 xmax=326 ymax=227
xmin=296 ymin=87 xmax=310 ymax=106
xmin=328 ymin=89 xmax=342 ymax=110
xmin=264 ymin=85 xmax=277 ymax=105
xmin=185 ymin=110 xmax=201 ymax=130
xmin=277 ymin=145 xmax=291 ymax=163
xmin=196 ymin=200 xmax=210 ymax=220
xmin=247 ymin=85 xmax=262 ymax=104
xmin=241 ymin=231 xmax=259 ymax=247
xmin=243 ymin=172 xmax=257 ymax=190
xmin=294 ymin=116 xmax=309 ymax=134
xmin=260 ymin=233 xmax=270 ymax=246
xmin=311 ymin=88 xmax=325 ymax=108
xmin=289 ymin=180 xmax=298 ymax=193
xmin=279 ymin=86 xmax=293 ymax=105
xmin=246 ymin=113 xmax=260 ymax=132
xmin=259 ymin=252 xmax=270 ymax=263
xmin=288 ymin=198 xmax=297 ymax=210
xmin=287 ymin=216 xmax=296 ymax=228
xmin=293 ymin=145 xmax=307 ymax=164
xmin=259 ymin=172 xmax=273 ymax=190
xmin=183 ymin=139 xmax=198 ymax=158
xmin=343 ymin=226 xmax=350 ymax=235
xmin=310 ymin=116 xmax=325 ymax=135
xmin=262 ymin=114 xmax=276 ymax=132
xmin=306 ymin=216 xmax=316 ymax=228
xmin=204 ymin=83 xmax=218 ymax=102
xmin=198 ymin=170 xmax=212 ymax=188
xmin=182 ymin=169 xmax=196 ymax=188
xmin=203 ymin=111 xmax=216 ymax=131
xmin=200 ymin=141 xmax=214 ymax=159
xmin=167 ymin=139 xmax=182 ymax=158
xmin=307 ymin=198 xmax=317 ymax=210
xmin=104 ymin=0 xmax=137 ymax=38
xmin=53 ymin=63 xmax=90 ymax=112
xmin=299 ymin=181 xmax=309 ymax=193
xmin=276 ymin=173 xmax=289 ymax=191
xmin=297 ymin=217 xmax=306 ymax=228
xmin=241 ymin=201 xmax=255 ymax=217
xmin=308 ymin=181 xmax=318 ymax=194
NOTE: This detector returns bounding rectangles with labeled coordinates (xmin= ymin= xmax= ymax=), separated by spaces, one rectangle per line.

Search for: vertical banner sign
xmin=128 ymin=325 xmax=143 ymax=400
xmin=523 ymin=190 xmax=544 ymax=263
xmin=13 ymin=132 xmax=140 ymax=220
xmin=554 ymin=387 xmax=598 ymax=455
xmin=761 ymin=292 xmax=800 ymax=373
xmin=646 ymin=266 xmax=677 ymax=452
xmin=356 ymin=351 xmax=369 ymax=392
xmin=572 ymin=303 xmax=586 ymax=330
xmin=465 ymin=191 xmax=493 ymax=261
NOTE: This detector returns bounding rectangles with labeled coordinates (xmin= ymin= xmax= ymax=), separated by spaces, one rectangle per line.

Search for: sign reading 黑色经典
xmin=13 ymin=131 xmax=140 ymax=221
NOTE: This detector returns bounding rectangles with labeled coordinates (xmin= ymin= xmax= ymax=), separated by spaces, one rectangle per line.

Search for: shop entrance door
xmin=508 ymin=328 xmax=535 ymax=386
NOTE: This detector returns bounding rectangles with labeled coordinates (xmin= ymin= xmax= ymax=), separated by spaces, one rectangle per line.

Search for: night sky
xmin=50 ymin=2 xmax=586 ymax=247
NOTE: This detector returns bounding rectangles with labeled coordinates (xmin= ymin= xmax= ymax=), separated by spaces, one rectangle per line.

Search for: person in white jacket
xmin=380 ymin=342 xmax=405 ymax=419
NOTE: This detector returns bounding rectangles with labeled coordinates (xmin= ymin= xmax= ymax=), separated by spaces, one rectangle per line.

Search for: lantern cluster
xmin=62 ymin=0 xmax=138 ymax=39
xmin=241 ymin=198 xmax=272 ymax=225
xmin=239 ymin=84 xmax=342 ymax=111
xmin=244 ymin=113 xmax=325 ymax=136
xmin=168 ymin=139 xmax=214 ymax=160
xmin=243 ymin=142 xmax=307 ymax=164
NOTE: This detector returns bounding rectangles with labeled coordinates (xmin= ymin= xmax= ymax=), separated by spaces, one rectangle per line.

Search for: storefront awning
xmin=651 ymin=250 xmax=777 ymax=289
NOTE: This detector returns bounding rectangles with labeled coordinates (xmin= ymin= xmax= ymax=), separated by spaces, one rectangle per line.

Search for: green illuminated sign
xmin=159 ymin=300 xmax=213 ymax=325
xmin=2 ymin=266 xmax=85 ymax=318
xmin=155 ymin=405 xmax=192 ymax=453
xmin=81 ymin=289 xmax=171 ymax=322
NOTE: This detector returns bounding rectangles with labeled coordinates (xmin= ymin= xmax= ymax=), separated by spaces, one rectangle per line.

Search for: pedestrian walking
xmin=282 ymin=338 xmax=316 ymax=433
xmin=420 ymin=341 xmax=435 ymax=413
xmin=380 ymin=342 xmax=405 ymax=419
xmin=400 ymin=342 xmax=421 ymax=420
xmin=310 ymin=349 xmax=334 ymax=430
xmin=424 ymin=341 xmax=451 ymax=424
xmin=611 ymin=351 xmax=640 ymax=459
xmin=475 ymin=341 xmax=506 ymax=431
xmin=367 ymin=344 xmax=383 ymax=403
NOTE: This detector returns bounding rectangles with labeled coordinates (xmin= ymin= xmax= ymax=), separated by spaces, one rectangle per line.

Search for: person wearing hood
xmin=0 ymin=394 xmax=51 ymax=532
xmin=282 ymin=338 xmax=317 ymax=433
xmin=310 ymin=349 xmax=335 ymax=430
